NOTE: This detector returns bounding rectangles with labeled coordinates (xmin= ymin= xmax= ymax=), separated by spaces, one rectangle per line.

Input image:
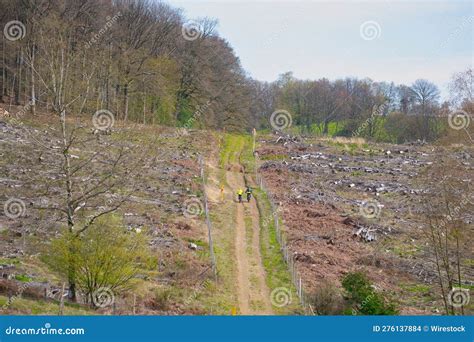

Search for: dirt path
xmin=226 ymin=164 xmax=273 ymax=315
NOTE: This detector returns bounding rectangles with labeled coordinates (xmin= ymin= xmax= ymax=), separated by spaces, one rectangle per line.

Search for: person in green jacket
xmin=245 ymin=186 xmax=253 ymax=202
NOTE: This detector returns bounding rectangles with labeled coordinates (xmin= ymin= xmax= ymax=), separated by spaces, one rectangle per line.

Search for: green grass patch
xmin=0 ymin=257 xmax=20 ymax=265
xmin=254 ymin=188 xmax=302 ymax=314
xmin=0 ymin=295 xmax=94 ymax=315
xmin=400 ymin=283 xmax=431 ymax=295
xmin=14 ymin=274 xmax=32 ymax=282
xmin=244 ymin=215 xmax=253 ymax=257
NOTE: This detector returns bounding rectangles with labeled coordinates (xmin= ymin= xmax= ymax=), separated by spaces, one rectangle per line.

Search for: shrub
xmin=43 ymin=215 xmax=154 ymax=307
xmin=342 ymin=272 xmax=398 ymax=315
xmin=148 ymin=288 xmax=173 ymax=311
xmin=310 ymin=281 xmax=344 ymax=315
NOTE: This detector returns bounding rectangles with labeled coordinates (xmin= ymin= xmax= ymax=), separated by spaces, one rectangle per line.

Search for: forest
xmin=1 ymin=0 xmax=471 ymax=143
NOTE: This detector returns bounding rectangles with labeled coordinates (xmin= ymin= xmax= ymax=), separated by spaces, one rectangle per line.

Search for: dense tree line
xmin=0 ymin=0 xmax=254 ymax=130
xmin=256 ymin=70 xmax=472 ymax=143
xmin=0 ymin=0 xmax=471 ymax=142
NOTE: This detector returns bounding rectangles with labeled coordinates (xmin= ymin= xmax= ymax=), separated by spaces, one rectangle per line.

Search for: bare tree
xmin=449 ymin=68 xmax=473 ymax=111
xmin=421 ymin=156 xmax=473 ymax=315
xmin=411 ymin=79 xmax=440 ymax=108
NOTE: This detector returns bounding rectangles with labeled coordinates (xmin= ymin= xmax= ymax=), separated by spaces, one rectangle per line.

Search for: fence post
xmin=58 ymin=282 xmax=65 ymax=316
xmin=299 ymin=277 xmax=302 ymax=299
xmin=133 ymin=294 xmax=137 ymax=315
xmin=252 ymin=131 xmax=313 ymax=314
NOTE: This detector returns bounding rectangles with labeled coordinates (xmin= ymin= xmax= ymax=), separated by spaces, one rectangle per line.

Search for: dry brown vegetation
xmin=0 ymin=107 xmax=220 ymax=315
xmin=256 ymin=132 xmax=473 ymax=315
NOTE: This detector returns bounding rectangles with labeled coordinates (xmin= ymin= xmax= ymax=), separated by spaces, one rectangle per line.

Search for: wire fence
xmin=254 ymin=153 xmax=315 ymax=315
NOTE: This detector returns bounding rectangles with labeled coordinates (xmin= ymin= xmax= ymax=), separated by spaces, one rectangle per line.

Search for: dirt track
xmin=225 ymin=163 xmax=273 ymax=315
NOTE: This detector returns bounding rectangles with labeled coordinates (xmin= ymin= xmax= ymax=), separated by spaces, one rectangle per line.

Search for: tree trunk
xmin=1 ymin=36 xmax=4 ymax=103
xmin=30 ymin=43 xmax=36 ymax=115
xmin=115 ymin=84 xmax=120 ymax=118
xmin=323 ymin=119 xmax=329 ymax=135
xmin=123 ymin=83 xmax=129 ymax=122
xmin=68 ymin=268 xmax=77 ymax=302
xmin=60 ymin=109 xmax=77 ymax=301
xmin=142 ymin=91 xmax=146 ymax=124
xmin=14 ymin=50 xmax=21 ymax=105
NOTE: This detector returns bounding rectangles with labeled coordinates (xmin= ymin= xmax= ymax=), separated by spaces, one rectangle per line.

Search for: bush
xmin=310 ymin=281 xmax=344 ymax=315
xmin=148 ymin=288 xmax=174 ymax=311
xmin=43 ymin=215 xmax=154 ymax=307
xmin=342 ymin=272 xmax=398 ymax=315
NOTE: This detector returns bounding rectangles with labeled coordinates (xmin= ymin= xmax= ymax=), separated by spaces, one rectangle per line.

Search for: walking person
xmin=237 ymin=188 xmax=243 ymax=203
xmin=245 ymin=186 xmax=252 ymax=202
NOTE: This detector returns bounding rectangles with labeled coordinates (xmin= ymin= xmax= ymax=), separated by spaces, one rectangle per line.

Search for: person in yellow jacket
xmin=220 ymin=184 xmax=225 ymax=202
xmin=237 ymin=188 xmax=243 ymax=203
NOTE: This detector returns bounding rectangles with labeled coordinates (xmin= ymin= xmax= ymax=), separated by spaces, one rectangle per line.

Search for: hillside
xmin=0 ymin=0 xmax=472 ymax=319
xmin=1 ymin=106 xmax=303 ymax=315
xmin=1 ymin=105 xmax=472 ymax=316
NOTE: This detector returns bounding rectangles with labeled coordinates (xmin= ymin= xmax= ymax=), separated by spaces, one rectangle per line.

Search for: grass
xmin=218 ymin=132 xmax=302 ymax=314
xmin=0 ymin=257 xmax=21 ymax=265
xmin=185 ymin=238 xmax=210 ymax=259
xmin=222 ymin=132 xmax=302 ymax=314
xmin=244 ymin=214 xmax=254 ymax=257
xmin=287 ymin=122 xmax=343 ymax=137
xmin=188 ymin=139 xmax=239 ymax=314
xmin=219 ymin=134 xmax=244 ymax=169
xmin=14 ymin=274 xmax=32 ymax=282
xmin=0 ymin=295 xmax=94 ymax=315
xmin=253 ymin=187 xmax=302 ymax=314
xmin=398 ymin=282 xmax=436 ymax=307
xmin=400 ymin=283 xmax=431 ymax=295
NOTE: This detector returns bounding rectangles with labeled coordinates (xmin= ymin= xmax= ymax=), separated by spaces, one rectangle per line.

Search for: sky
xmin=167 ymin=0 xmax=473 ymax=99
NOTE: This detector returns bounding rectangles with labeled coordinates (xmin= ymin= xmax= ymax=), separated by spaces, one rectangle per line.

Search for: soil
xmin=256 ymin=133 xmax=474 ymax=315
xmin=226 ymin=165 xmax=273 ymax=315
